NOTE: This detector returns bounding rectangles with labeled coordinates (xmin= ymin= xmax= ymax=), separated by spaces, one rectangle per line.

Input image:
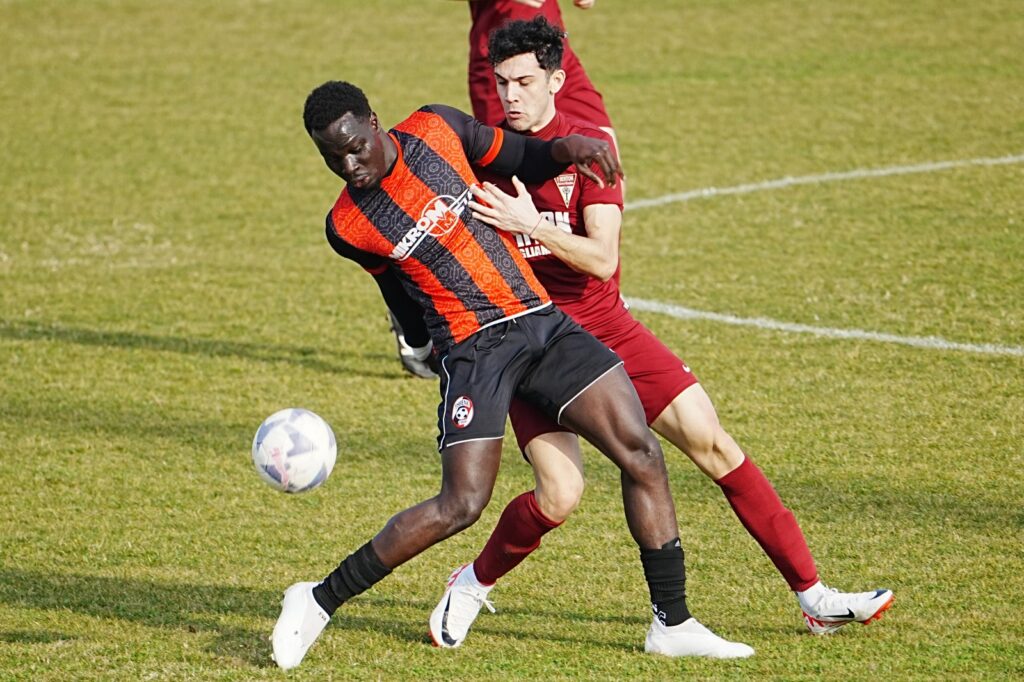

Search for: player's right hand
xmin=551 ymin=134 xmax=624 ymax=188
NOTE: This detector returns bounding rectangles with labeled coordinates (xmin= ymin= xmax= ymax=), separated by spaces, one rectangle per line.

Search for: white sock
xmin=464 ymin=563 xmax=493 ymax=592
xmin=797 ymin=580 xmax=827 ymax=610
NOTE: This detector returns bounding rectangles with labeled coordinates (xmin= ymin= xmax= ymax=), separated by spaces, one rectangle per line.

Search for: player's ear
xmin=549 ymin=69 xmax=566 ymax=95
xmin=369 ymin=111 xmax=380 ymax=131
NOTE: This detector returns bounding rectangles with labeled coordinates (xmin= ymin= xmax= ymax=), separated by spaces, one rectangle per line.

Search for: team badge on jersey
xmin=554 ymin=173 xmax=576 ymax=208
xmin=452 ymin=396 xmax=474 ymax=429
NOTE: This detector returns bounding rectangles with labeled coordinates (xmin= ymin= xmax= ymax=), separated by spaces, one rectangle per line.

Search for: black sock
xmin=639 ymin=538 xmax=692 ymax=626
xmin=312 ymin=541 xmax=392 ymax=616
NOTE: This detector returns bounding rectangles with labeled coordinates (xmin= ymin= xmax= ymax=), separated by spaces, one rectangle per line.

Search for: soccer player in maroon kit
xmin=270 ymin=81 xmax=754 ymax=670
xmin=466 ymin=1 xmax=612 ymax=134
xmin=423 ymin=17 xmax=894 ymax=651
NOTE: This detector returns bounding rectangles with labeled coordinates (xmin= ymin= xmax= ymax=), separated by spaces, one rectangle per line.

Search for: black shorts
xmin=435 ymin=304 xmax=622 ymax=450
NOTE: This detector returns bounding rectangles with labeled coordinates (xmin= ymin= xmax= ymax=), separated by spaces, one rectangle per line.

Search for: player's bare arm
xmin=470 ymin=176 xmax=621 ymax=281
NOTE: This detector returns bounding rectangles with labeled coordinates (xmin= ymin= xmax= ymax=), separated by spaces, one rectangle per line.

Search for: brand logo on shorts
xmin=451 ymin=396 xmax=474 ymax=429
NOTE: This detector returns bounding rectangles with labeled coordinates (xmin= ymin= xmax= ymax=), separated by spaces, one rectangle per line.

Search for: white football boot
xmin=645 ymin=617 xmax=755 ymax=659
xmin=388 ymin=311 xmax=437 ymax=379
xmin=271 ymin=582 xmax=330 ymax=670
xmin=798 ymin=583 xmax=894 ymax=634
xmin=428 ymin=563 xmax=495 ymax=648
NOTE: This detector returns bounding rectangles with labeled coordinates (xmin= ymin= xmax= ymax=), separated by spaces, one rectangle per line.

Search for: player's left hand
xmin=551 ymin=134 xmax=623 ymax=188
xmin=469 ymin=177 xmax=540 ymax=236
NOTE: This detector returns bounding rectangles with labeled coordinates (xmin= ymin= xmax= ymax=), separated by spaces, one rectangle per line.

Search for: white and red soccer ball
xmin=251 ymin=408 xmax=336 ymax=493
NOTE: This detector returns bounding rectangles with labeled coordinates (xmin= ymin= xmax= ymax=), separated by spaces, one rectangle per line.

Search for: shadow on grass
xmin=1 ymin=395 xmax=246 ymax=449
xmin=769 ymin=476 xmax=1023 ymax=536
xmin=0 ymin=568 xmax=642 ymax=666
xmin=0 ymin=319 xmax=398 ymax=380
xmin=359 ymin=593 xmax=650 ymax=629
xmin=0 ymin=630 xmax=77 ymax=644
xmin=0 ymin=567 xmax=281 ymax=667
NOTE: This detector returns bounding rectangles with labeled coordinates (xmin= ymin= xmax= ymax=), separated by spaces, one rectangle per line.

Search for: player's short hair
xmin=488 ymin=16 xmax=566 ymax=73
xmin=303 ymin=81 xmax=371 ymax=133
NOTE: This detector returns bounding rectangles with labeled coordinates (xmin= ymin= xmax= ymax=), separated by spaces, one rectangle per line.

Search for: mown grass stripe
xmin=626 ymin=297 xmax=1024 ymax=357
xmin=624 ymin=154 xmax=1024 ymax=211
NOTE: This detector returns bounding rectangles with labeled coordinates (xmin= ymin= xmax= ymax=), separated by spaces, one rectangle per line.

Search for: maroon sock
xmin=473 ymin=491 xmax=562 ymax=586
xmin=716 ymin=457 xmax=819 ymax=591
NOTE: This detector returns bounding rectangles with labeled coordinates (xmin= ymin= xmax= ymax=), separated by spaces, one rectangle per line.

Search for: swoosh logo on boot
xmin=820 ymin=608 xmax=855 ymax=620
xmin=440 ymin=594 xmax=458 ymax=646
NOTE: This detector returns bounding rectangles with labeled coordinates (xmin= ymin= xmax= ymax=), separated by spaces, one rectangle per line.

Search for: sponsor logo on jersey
xmin=515 ymin=210 xmax=571 ymax=259
xmin=390 ymin=185 xmax=474 ymax=261
xmin=452 ymin=395 xmax=474 ymax=428
xmin=554 ymin=173 xmax=576 ymax=207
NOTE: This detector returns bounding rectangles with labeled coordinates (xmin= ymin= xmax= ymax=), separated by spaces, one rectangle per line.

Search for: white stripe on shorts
xmin=440 ymin=435 xmax=505 ymax=450
xmin=556 ymin=361 xmax=625 ymax=425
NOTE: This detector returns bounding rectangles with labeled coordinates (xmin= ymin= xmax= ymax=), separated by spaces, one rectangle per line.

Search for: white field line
xmin=626 ymin=298 xmax=1024 ymax=357
xmin=624 ymin=153 xmax=1024 ymax=212
xmin=620 ymin=153 xmax=1024 ymax=357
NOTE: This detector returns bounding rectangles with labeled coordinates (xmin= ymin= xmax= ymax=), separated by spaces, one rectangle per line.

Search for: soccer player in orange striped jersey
xmin=269 ymin=81 xmax=753 ymax=670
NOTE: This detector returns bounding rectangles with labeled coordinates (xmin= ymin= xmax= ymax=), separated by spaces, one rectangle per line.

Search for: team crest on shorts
xmin=452 ymin=396 xmax=474 ymax=429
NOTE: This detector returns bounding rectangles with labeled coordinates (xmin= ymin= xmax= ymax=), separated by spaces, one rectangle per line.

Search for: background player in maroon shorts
xmin=271 ymin=80 xmax=754 ymax=670
xmin=426 ymin=16 xmax=894 ymax=649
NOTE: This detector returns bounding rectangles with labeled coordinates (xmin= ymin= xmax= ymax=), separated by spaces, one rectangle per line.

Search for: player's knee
xmin=535 ymin=477 xmax=583 ymax=522
xmin=619 ymin=433 xmax=668 ymax=481
xmin=711 ymin=426 xmax=745 ymax=470
xmin=683 ymin=418 xmax=717 ymax=461
xmin=445 ymin=504 xmax=484 ymax=534
xmin=617 ymin=423 xmax=658 ymax=455
xmin=681 ymin=423 xmax=744 ymax=480
xmin=438 ymin=491 xmax=489 ymax=533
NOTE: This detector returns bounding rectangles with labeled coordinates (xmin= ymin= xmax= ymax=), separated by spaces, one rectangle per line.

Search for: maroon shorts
xmin=509 ymin=315 xmax=698 ymax=452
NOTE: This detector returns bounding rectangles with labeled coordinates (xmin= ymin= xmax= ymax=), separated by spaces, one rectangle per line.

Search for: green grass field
xmin=2 ymin=0 xmax=1022 ymax=679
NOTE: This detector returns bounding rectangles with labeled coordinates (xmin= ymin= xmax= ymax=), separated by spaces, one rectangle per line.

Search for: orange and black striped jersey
xmin=326 ymin=105 xmax=561 ymax=352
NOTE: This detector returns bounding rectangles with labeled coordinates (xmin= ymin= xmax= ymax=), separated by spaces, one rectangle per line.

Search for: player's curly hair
xmin=487 ymin=15 xmax=566 ymax=72
xmin=303 ymin=81 xmax=371 ymax=133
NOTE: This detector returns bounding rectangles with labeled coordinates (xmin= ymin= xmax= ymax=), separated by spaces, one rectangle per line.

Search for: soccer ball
xmin=251 ymin=408 xmax=337 ymax=493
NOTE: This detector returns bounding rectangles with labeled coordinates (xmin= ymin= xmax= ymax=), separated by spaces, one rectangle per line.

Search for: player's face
xmin=310 ymin=112 xmax=389 ymax=190
xmin=494 ymin=53 xmax=564 ymax=133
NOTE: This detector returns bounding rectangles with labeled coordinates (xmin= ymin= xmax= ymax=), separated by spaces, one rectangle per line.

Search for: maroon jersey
xmin=476 ymin=112 xmax=625 ymax=334
xmin=326 ymin=105 xmax=552 ymax=353
xmin=467 ymin=0 xmax=612 ymax=128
